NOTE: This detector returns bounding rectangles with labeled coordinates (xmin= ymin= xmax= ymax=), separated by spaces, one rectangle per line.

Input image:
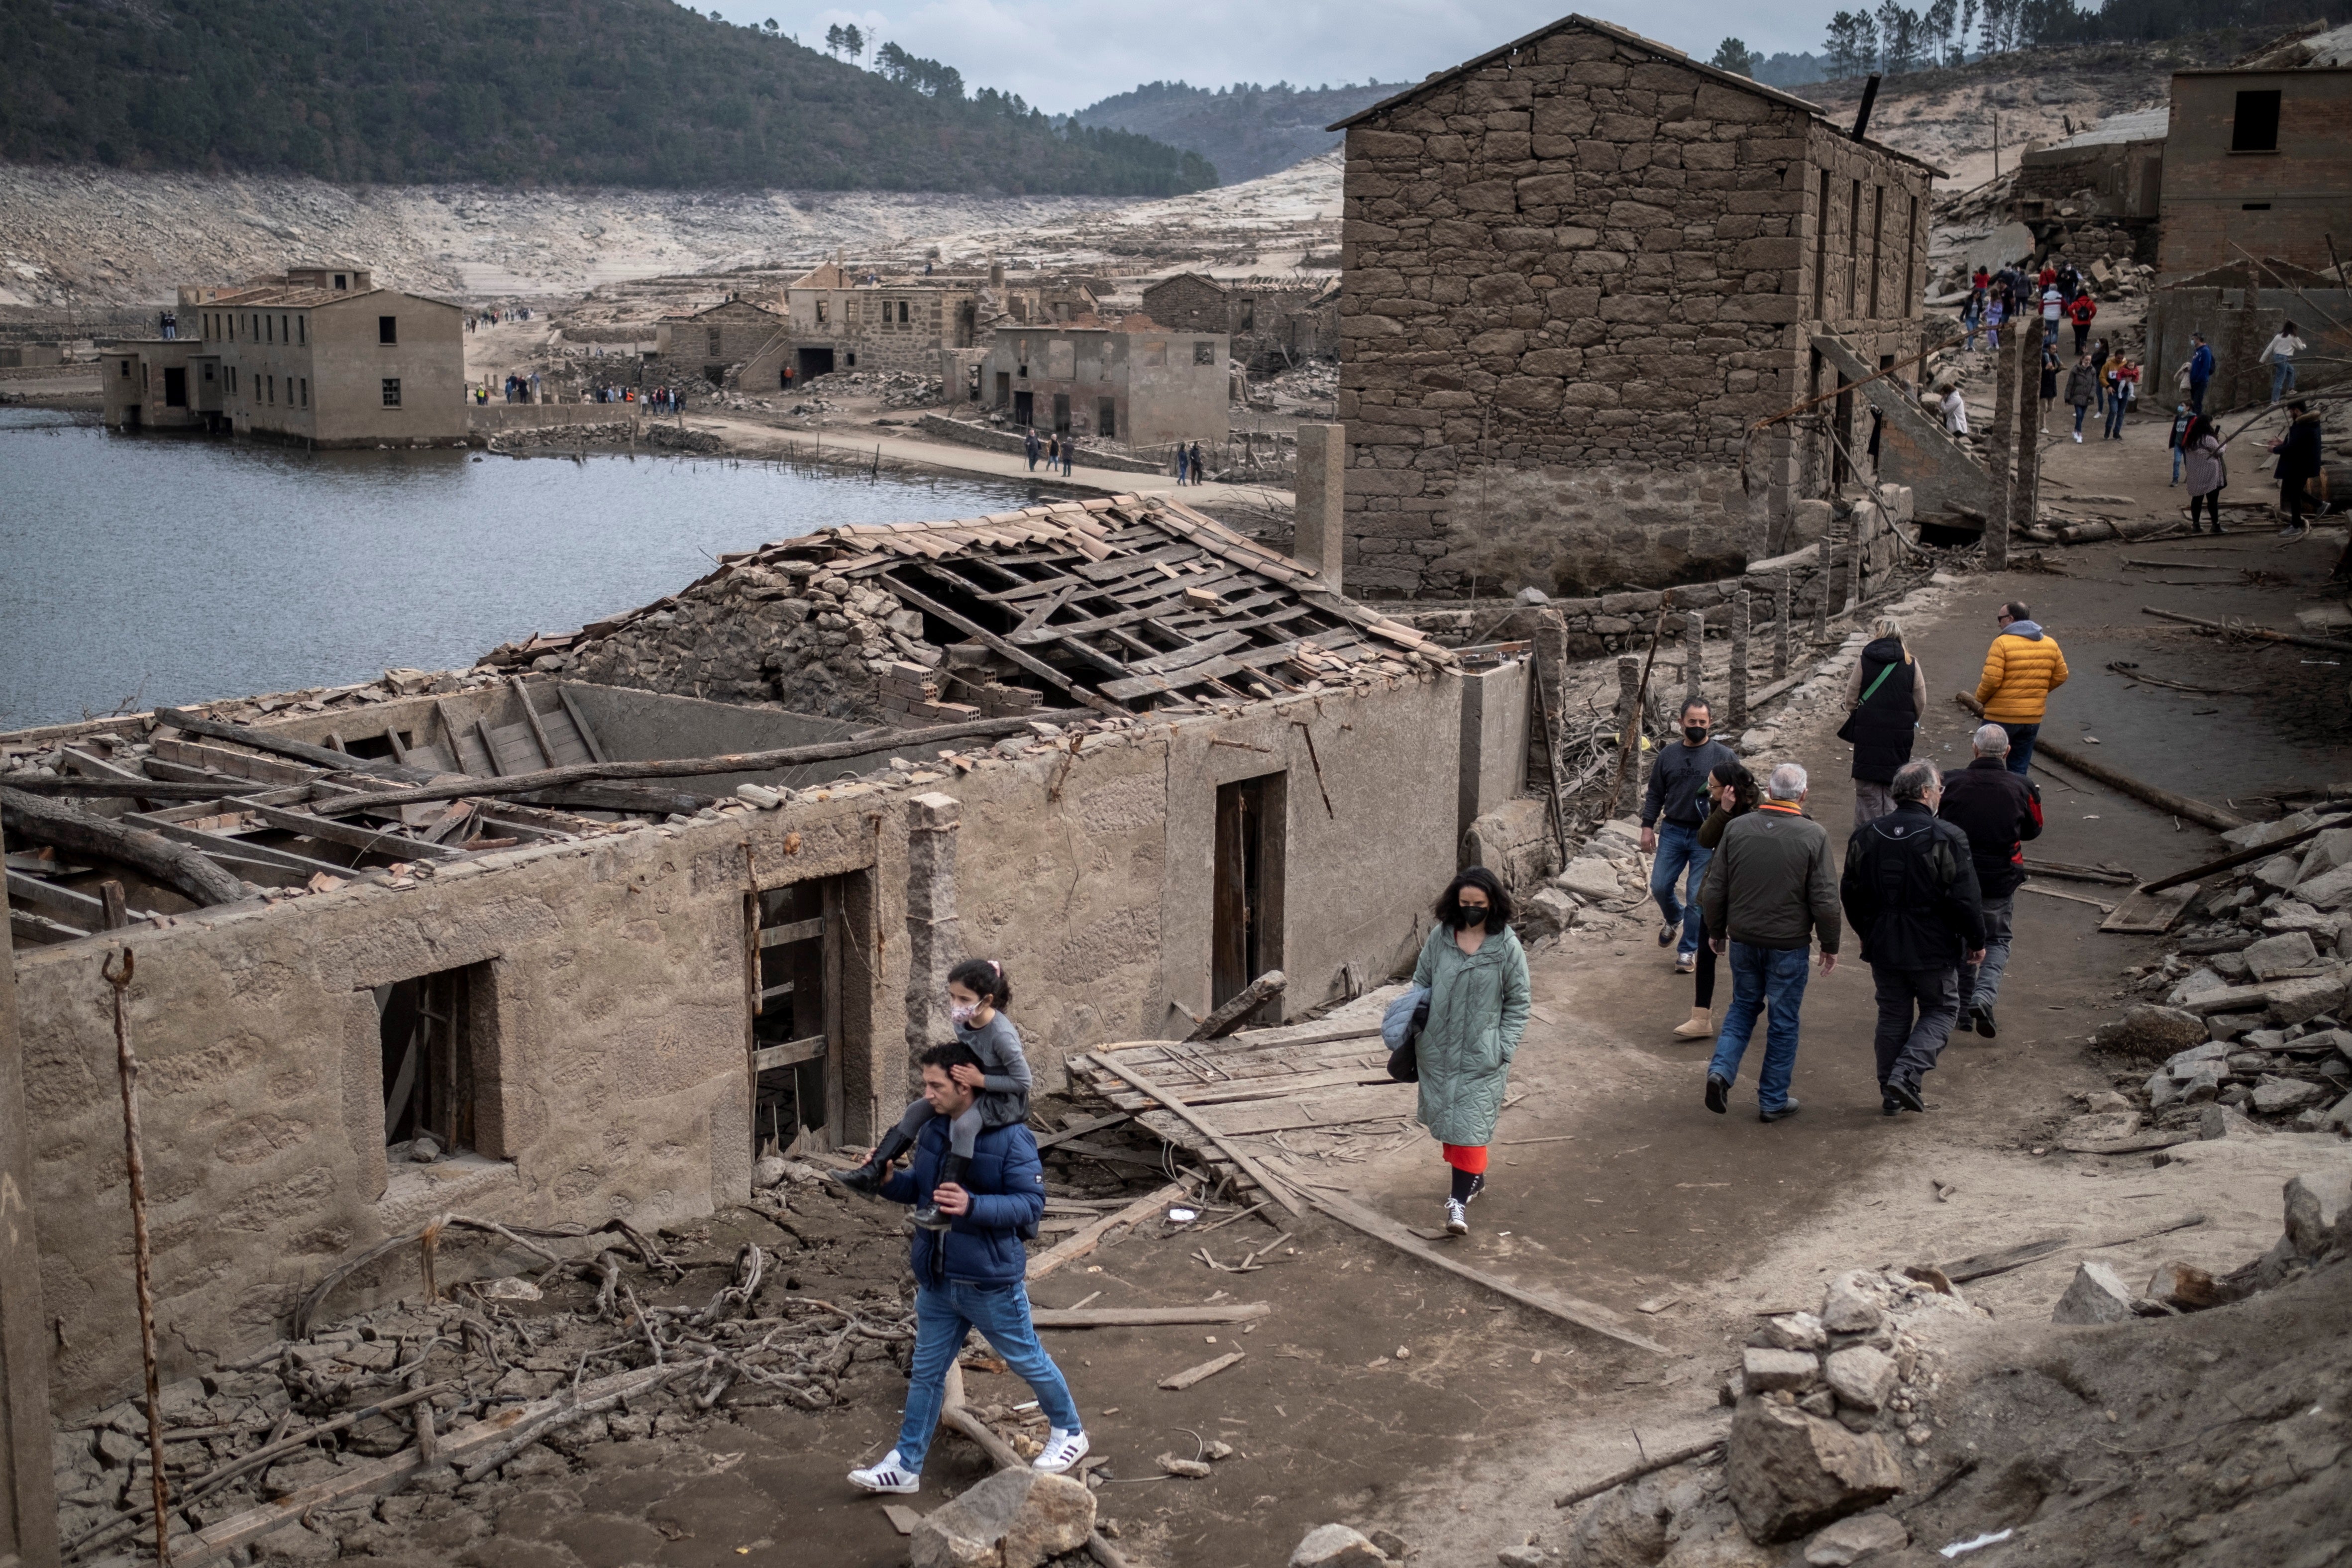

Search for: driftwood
xmin=0 ymin=785 xmax=251 ymax=906
xmin=0 ymin=777 xmax=273 ymax=801
xmin=1953 ymin=695 xmax=2245 ymax=831
xmin=294 ymin=1214 xmax=678 ymax=1336
xmin=153 ymin=709 xmax=436 ymax=781
xmin=1026 ymin=1182 xmax=1187 ymax=1282
xmin=1288 ymin=1180 xmax=1666 ymax=1354
xmin=1930 ymin=1212 xmax=2205 ymax=1284
xmin=287 ymin=714 xmax=1053 ymax=816
xmin=1156 ymin=1350 xmax=1246 ymax=1390
xmin=1031 ymin=1303 xmax=1270 ymax=1329
xmin=1080 ymin=1055 xmax=1304 ymax=1216
xmin=1554 ymin=1431 xmax=1729 ymax=1509
xmin=1184 ymin=970 xmax=1287 ymax=1041
xmin=2140 ymin=809 xmax=2352 ymax=894
xmin=2143 ymin=605 xmax=2352 ymax=657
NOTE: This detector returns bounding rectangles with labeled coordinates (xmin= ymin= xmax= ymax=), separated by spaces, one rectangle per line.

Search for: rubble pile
xmin=2087 ymin=806 xmax=2352 ymax=1141
xmin=485 ymin=420 xmax=725 ymax=454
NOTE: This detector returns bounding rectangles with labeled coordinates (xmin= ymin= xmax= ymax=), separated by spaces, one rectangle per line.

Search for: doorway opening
xmin=1212 ymin=773 xmax=1286 ymax=1021
xmin=1013 ymin=390 xmax=1034 ymax=427
xmin=163 ymin=368 xmax=187 ymax=408
xmin=796 ymin=346 xmax=836 ymax=383
xmin=748 ymin=872 xmax=872 ymax=1153
xmin=378 ymin=963 xmax=494 ymax=1154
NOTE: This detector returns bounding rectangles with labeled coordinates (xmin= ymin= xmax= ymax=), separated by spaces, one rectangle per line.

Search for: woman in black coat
xmin=1842 ymin=615 xmax=1927 ymax=829
xmin=2270 ymin=399 xmax=2323 ymax=539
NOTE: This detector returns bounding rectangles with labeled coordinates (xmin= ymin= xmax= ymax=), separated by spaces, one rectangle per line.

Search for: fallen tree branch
xmin=1554 ymin=1431 xmax=1728 ymax=1509
xmin=2140 ymin=810 xmax=2352 ymax=894
xmin=1 ymin=786 xmax=252 ymax=906
xmin=1953 ymin=694 xmax=2245 ymax=831
xmin=2140 ymin=606 xmax=2352 ymax=657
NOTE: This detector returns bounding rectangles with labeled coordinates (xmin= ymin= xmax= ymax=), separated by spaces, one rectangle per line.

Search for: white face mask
xmin=950 ymin=1000 xmax=980 ymax=1026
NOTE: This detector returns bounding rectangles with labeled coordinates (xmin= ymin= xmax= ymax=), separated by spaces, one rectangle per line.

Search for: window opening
xmin=1097 ymin=397 xmax=1116 ymax=438
xmin=2232 ymin=90 xmax=2281 ymax=152
xmin=1194 ymin=340 xmax=1217 ymax=365
xmin=378 ymin=965 xmax=478 ymax=1152
xmin=379 ymin=315 xmax=398 ymax=344
xmin=382 ymin=378 xmax=402 ymax=407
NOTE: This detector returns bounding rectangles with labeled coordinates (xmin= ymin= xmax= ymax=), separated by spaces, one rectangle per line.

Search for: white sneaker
xmin=849 ymin=1450 xmax=921 ymax=1494
xmin=2072 ymin=432 xmax=2082 ymax=443
xmin=1674 ymin=953 xmax=1696 ymax=974
xmin=1033 ymin=1427 xmax=1090 ymax=1473
xmin=1444 ymin=1199 xmax=1469 ymax=1236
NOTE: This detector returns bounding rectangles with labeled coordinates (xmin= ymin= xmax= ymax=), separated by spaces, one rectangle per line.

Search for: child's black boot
xmin=915 ymin=1154 xmax=970 ymax=1231
xmin=836 ymin=1128 xmax=912 ymax=1195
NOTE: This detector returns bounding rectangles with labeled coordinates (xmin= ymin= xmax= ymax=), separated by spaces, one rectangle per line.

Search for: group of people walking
xmin=1173 ymin=441 xmax=1209 ymax=485
xmin=465 ymin=308 xmax=531 ymax=332
xmin=2167 ymin=399 xmax=2325 ymax=539
xmin=1636 ymin=601 xmax=2057 ymax=1122
xmin=1960 ymin=258 xmax=2102 ymax=357
xmin=1022 ymin=425 xmax=1077 ymax=476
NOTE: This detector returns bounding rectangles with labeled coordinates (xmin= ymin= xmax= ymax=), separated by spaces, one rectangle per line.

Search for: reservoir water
xmin=0 ymin=408 xmax=1039 ymax=732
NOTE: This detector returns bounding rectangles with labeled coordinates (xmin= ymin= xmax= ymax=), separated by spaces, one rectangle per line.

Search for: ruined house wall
xmin=18 ymin=668 xmax=1507 ymax=1413
xmin=2159 ymin=69 xmax=2352 ymax=278
xmin=1141 ymin=274 xmax=1230 ymax=334
xmin=1339 ymin=29 xmax=1930 ymax=599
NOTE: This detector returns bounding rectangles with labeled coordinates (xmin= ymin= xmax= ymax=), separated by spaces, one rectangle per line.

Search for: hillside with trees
xmin=0 ymin=0 xmax=1218 ymax=195
xmin=1073 ymin=80 xmax=1412 ymax=186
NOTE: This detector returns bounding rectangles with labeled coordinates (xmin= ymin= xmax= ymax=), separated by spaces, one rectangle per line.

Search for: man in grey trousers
xmin=1937 ymin=723 xmax=2042 ymax=1039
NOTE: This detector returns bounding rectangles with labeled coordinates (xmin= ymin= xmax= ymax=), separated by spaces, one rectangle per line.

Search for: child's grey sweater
xmin=958 ymin=1012 xmax=1031 ymax=1129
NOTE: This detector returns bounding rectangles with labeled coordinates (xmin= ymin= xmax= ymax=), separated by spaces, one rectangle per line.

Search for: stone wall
xmin=1142 ymin=274 xmax=1229 ymax=333
xmin=1337 ymin=21 xmax=1931 ymax=598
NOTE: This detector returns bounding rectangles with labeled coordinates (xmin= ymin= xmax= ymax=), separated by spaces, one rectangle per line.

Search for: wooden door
xmin=1211 ymin=774 xmax=1286 ymax=1016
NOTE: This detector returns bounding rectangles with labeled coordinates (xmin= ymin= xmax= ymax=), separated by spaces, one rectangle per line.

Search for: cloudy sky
xmin=708 ymin=1 xmax=1835 ymax=114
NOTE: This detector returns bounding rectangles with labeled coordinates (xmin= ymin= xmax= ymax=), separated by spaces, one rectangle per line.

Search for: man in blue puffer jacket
xmin=847 ymin=1041 xmax=1089 ymax=1495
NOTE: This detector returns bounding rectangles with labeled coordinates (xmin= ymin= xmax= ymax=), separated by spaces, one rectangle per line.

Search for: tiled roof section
xmin=540 ymin=495 xmax=1452 ymax=713
xmin=207 ymin=285 xmax=384 ymax=308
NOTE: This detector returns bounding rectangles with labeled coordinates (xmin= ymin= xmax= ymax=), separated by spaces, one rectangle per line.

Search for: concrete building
xmin=1330 ymin=13 xmax=1940 ymax=597
xmin=4 ymin=490 xmax=1545 ymax=1412
xmin=2158 ymin=24 xmax=2352 ymax=280
xmin=980 ymin=317 xmax=1230 ymax=444
xmin=104 ymin=266 xmax=466 ymax=446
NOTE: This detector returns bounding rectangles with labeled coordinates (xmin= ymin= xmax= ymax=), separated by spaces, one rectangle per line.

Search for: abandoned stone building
xmin=1331 ymin=14 xmax=1941 ymax=598
xmin=2011 ymin=107 xmax=2167 ymax=265
xmin=778 ymin=261 xmax=984 ymax=384
xmin=2157 ymin=23 xmax=2352 ymax=279
xmin=652 ymin=297 xmax=790 ymax=388
xmin=979 ymin=317 xmax=1231 ymax=444
xmin=2 ymin=491 xmax=1548 ymax=1412
xmin=1145 ymin=272 xmax=1344 ymax=373
xmin=101 ymin=266 xmax=465 ymax=446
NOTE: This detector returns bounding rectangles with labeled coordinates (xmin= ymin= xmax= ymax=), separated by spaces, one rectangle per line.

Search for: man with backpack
xmin=2066 ymin=290 xmax=2098 ymax=356
xmin=1841 ymin=760 xmax=1987 ymax=1115
xmin=1939 ymin=724 xmax=2042 ymax=1040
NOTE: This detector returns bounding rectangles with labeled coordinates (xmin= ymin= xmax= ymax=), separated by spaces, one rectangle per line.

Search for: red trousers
xmin=1442 ymin=1144 xmax=1488 ymax=1174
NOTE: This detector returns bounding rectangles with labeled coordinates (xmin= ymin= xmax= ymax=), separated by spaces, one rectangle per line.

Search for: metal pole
xmin=0 ymin=825 xmax=62 ymax=1568
xmin=1987 ymin=313 xmax=2019 ymax=570
xmin=104 ymin=950 xmax=171 ymax=1567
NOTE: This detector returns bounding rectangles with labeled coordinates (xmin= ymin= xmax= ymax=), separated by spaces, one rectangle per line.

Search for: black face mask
xmin=1683 ymin=726 xmax=1709 ymax=745
xmin=1454 ymin=905 xmax=1489 ymax=930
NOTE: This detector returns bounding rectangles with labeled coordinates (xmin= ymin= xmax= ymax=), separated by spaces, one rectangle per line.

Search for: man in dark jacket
xmin=1842 ymin=760 xmax=1987 ymax=1115
xmin=2270 ymin=400 xmax=2323 ymax=540
xmin=1939 ymin=723 xmax=2042 ymax=1039
xmin=848 ymin=1043 xmax=1087 ymax=1494
xmin=1640 ymin=697 xmax=1740 ymax=974
xmin=1698 ymin=762 xmax=1841 ymax=1123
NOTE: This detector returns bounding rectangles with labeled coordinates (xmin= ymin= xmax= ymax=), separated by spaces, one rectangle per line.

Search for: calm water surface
xmin=0 ymin=409 xmax=1039 ymax=730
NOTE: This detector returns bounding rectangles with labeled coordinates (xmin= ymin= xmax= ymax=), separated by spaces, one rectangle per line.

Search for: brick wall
xmin=1338 ymin=21 xmax=1930 ymax=599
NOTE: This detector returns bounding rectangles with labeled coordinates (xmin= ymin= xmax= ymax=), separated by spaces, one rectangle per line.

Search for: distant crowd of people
xmin=466 ymin=308 xmax=532 ymax=332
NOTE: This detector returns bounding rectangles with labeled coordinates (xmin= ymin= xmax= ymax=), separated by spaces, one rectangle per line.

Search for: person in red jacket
xmin=2066 ymin=291 xmax=2098 ymax=355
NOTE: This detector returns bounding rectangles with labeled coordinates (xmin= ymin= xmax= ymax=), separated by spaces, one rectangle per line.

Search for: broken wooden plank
xmin=1931 ymin=1212 xmax=2205 ymax=1283
xmin=2143 ymin=605 xmax=2352 ymax=657
xmin=1954 ymin=693 xmax=2246 ymax=831
xmin=2062 ymin=1132 xmax=2199 ymax=1154
xmin=1554 ymin=1430 xmax=1730 ymax=1509
xmin=1033 ymin=1304 xmax=1271 ymax=1329
xmin=1186 ymin=971 xmax=1287 ymax=1042
xmin=154 ymin=709 xmax=434 ymax=783
xmin=1026 ymin=1182 xmax=1186 ymax=1282
xmin=1081 ymin=1054 xmax=1303 ymax=1217
xmin=1290 ymin=1182 xmax=1667 ymax=1354
xmin=1033 ymin=1112 xmax=1133 ymax=1150
xmin=2022 ymin=857 xmax=2137 ymax=886
xmin=2099 ymin=883 xmax=2199 ymax=935
xmin=233 ymin=801 xmax=465 ymax=861
xmin=1157 ymin=1351 xmax=1245 ymax=1390
xmin=881 ymin=574 xmax=1125 ymax=717
xmin=0 ymin=786 xmax=250 ymax=906
xmin=2138 ymin=810 xmax=2352 ymax=894
xmin=0 ymin=776 xmax=274 ymax=803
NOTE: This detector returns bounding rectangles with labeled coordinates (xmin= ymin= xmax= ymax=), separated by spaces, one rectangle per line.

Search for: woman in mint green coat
xmin=1410 ymin=865 xmax=1532 ymax=1236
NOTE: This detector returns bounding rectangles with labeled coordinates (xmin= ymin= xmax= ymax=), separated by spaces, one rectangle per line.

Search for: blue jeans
xmin=2104 ymin=396 xmax=2128 ymax=438
xmin=1707 ymin=941 xmax=1813 ymax=1114
xmin=1649 ymin=822 xmax=1712 ymax=957
xmin=894 ymin=1279 xmax=1081 ymax=1471
xmin=2073 ymin=403 xmax=2088 ymax=435
xmin=2273 ymin=360 xmax=2297 ymax=402
xmin=2002 ymin=723 xmax=2039 ymax=776
xmin=2171 ymin=445 xmax=2184 ymax=482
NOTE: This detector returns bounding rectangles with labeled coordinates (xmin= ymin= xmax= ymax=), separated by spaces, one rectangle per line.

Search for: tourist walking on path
xmin=2269 ymin=399 xmax=2323 ymax=540
xmin=1939 ymin=723 xmax=2041 ymax=1041
xmin=2040 ymin=282 xmax=2065 ymax=346
xmin=1940 ymin=385 xmax=1968 ymax=435
xmin=2066 ymin=290 xmax=2098 ymax=356
xmin=1973 ymin=600 xmax=2068 ymax=776
xmin=1982 ymin=292 xmax=2005 ymax=353
xmin=2065 ymin=353 xmax=2098 ymax=442
xmin=2183 ymin=415 xmax=2229 ymax=532
xmin=2038 ymin=340 xmax=2060 ymax=432
xmin=2263 ymin=321 xmax=2308 ymax=404
xmin=845 ymin=1041 xmax=1087 ymax=1496
xmin=1841 ymin=760 xmax=1987 ymax=1116
xmin=1189 ymin=442 xmax=1204 ymax=486
xmin=1961 ymin=292 xmax=1982 ymax=353
xmin=1699 ymin=763 xmax=1840 ymax=1123
xmin=1670 ymin=761 xmax=1759 ymax=1043
xmin=2089 ymin=337 xmax=2110 ymax=414
xmin=2168 ymin=403 xmax=2194 ymax=485
xmin=1062 ymin=434 xmax=1075 ymax=477
xmin=2103 ymin=358 xmax=2136 ymax=439
xmin=1840 ymin=615 xmax=1927 ymax=829
xmin=2186 ymin=334 xmax=2214 ymax=414
xmin=1409 ymin=867 xmax=1530 ymax=1237
xmin=1175 ymin=444 xmax=1189 ymax=484
xmin=1025 ymin=426 xmax=1040 ymax=471
xmin=1640 ymin=698 xmax=1739 ymax=975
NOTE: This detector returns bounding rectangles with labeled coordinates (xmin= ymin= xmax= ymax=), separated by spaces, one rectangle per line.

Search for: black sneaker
xmin=1890 ymin=1080 xmax=1926 ymax=1114
xmin=1882 ymin=1094 xmax=1902 ymax=1117
xmin=2281 ymin=523 xmax=2310 ymax=540
xmin=1759 ymin=1101 xmax=1802 ymax=1123
xmin=1705 ymin=1074 xmax=1729 ymax=1115
xmin=1973 ymin=1003 xmax=1997 ymax=1039
xmin=1463 ymin=1172 xmax=1488 ymax=1204
xmin=1658 ymin=921 xmax=1679 ymax=948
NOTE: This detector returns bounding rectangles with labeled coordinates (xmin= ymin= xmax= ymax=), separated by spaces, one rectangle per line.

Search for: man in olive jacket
xmin=1698 ymin=762 xmax=1842 ymax=1123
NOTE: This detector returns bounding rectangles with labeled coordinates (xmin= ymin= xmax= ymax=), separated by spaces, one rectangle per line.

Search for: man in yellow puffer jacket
xmin=1974 ymin=600 xmax=2068 ymax=777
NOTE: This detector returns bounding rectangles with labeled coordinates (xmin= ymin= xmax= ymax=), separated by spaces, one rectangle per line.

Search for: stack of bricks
xmin=880 ymin=660 xmax=981 ymax=727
